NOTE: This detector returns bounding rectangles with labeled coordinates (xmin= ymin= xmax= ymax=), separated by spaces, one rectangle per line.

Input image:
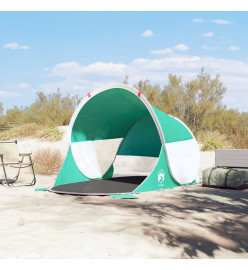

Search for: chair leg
xmin=1 ymin=156 xmax=10 ymax=186
xmin=14 ymin=156 xmax=24 ymax=182
xmin=29 ymin=155 xmax=36 ymax=186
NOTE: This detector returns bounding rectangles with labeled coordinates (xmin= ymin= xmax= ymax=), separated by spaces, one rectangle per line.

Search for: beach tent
xmin=51 ymin=83 xmax=200 ymax=195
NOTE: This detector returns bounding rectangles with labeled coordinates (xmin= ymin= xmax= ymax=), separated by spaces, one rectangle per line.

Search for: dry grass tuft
xmin=33 ymin=148 xmax=64 ymax=175
xmin=230 ymin=134 xmax=248 ymax=149
xmin=198 ymin=131 xmax=230 ymax=151
xmin=0 ymin=123 xmax=64 ymax=141
xmin=36 ymin=126 xmax=64 ymax=141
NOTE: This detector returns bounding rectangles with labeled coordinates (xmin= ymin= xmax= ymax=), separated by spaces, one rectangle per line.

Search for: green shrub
xmin=200 ymin=131 xmax=229 ymax=151
xmin=0 ymin=90 xmax=82 ymax=129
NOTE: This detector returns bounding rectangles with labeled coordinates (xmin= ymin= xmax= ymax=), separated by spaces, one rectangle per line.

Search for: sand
xmin=0 ymin=132 xmax=247 ymax=259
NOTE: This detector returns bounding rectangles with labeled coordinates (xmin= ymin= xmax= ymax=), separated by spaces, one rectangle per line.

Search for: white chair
xmin=0 ymin=140 xmax=36 ymax=186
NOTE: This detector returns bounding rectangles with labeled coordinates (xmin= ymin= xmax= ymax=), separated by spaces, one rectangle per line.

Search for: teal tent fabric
xmin=51 ymin=84 xmax=199 ymax=195
xmin=117 ymin=116 xmax=161 ymax=157
xmin=109 ymin=194 xmax=139 ymax=199
xmin=71 ymin=88 xmax=150 ymax=142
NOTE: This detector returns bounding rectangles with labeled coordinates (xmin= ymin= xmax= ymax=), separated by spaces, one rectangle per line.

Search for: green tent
xmin=50 ymin=83 xmax=200 ymax=195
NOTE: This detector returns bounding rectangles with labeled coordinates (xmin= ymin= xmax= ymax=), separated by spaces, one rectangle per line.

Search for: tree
xmin=160 ymin=74 xmax=186 ymax=120
xmin=1 ymin=106 xmax=27 ymax=127
xmin=132 ymin=69 xmax=227 ymax=134
xmin=123 ymin=75 xmax=129 ymax=85
xmin=0 ymin=103 xmax=3 ymax=118
xmin=0 ymin=89 xmax=82 ymax=128
xmin=184 ymin=68 xmax=226 ymax=132
xmin=26 ymin=89 xmax=81 ymax=126
xmin=134 ymin=79 xmax=162 ymax=109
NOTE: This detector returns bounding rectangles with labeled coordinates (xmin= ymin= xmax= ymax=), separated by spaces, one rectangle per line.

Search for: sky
xmin=0 ymin=11 xmax=248 ymax=112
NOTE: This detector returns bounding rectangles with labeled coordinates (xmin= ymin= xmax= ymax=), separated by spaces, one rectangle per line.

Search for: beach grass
xmin=0 ymin=123 xmax=64 ymax=142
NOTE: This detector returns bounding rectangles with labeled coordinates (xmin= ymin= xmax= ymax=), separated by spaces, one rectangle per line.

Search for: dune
xmin=0 ymin=129 xmax=247 ymax=259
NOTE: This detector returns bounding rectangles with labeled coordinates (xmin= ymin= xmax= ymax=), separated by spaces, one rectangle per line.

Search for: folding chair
xmin=0 ymin=140 xmax=36 ymax=186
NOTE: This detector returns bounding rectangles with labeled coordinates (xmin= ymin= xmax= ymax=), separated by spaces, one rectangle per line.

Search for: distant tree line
xmin=0 ymin=90 xmax=82 ymax=129
xmin=124 ymin=69 xmax=248 ymax=148
xmin=0 ymin=69 xmax=248 ymax=148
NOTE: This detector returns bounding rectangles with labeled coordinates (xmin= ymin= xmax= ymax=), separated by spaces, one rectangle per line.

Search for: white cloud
xmin=51 ymin=61 xmax=126 ymax=79
xmin=46 ymin=54 xmax=248 ymax=112
xmin=131 ymin=56 xmax=202 ymax=71
xmin=50 ymin=62 xmax=82 ymax=78
xmin=85 ymin=62 xmax=126 ymax=75
xmin=174 ymin=44 xmax=189 ymax=51
xmin=0 ymin=91 xmax=21 ymax=97
xmin=50 ymin=56 xmax=248 ymax=81
xmin=150 ymin=48 xmax=174 ymax=54
xmin=3 ymin=42 xmax=30 ymax=50
xmin=228 ymin=46 xmax=240 ymax=51
xmin=39 ymin=79 xmax=111 ymax=94
xmin=212 ymin=19 xmax=232 ymax=25
xmin=142 ymin=30 xmax=154 ymax=37
xmin=202 ymin=46 xmax=218 ymax=50
xmin=193 ymin=18 xmax=203 ymax=22
xmin=20 ymin=45 xmax=30 ymax=50
xmin=14 ymin=83 xmax=29 ymax=89
xmin=204 ymin=32 xmax=213 ymax=37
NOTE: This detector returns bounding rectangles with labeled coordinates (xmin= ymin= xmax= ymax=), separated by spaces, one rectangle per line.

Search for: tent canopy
xmin=51 ymin=83 xmax=200 ymax=195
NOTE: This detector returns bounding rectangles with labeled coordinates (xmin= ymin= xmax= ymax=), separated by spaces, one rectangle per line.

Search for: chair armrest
xmin=19 ymin=153 xmax=32 ymax=156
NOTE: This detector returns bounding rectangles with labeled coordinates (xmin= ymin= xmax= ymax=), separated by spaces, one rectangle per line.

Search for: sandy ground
xmin=0 ymin=134 xmax=247 ymax=259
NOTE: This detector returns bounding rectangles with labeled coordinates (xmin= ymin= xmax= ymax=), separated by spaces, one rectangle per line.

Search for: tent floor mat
xmin=50 ymin=176 xmax=147 ymax=195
